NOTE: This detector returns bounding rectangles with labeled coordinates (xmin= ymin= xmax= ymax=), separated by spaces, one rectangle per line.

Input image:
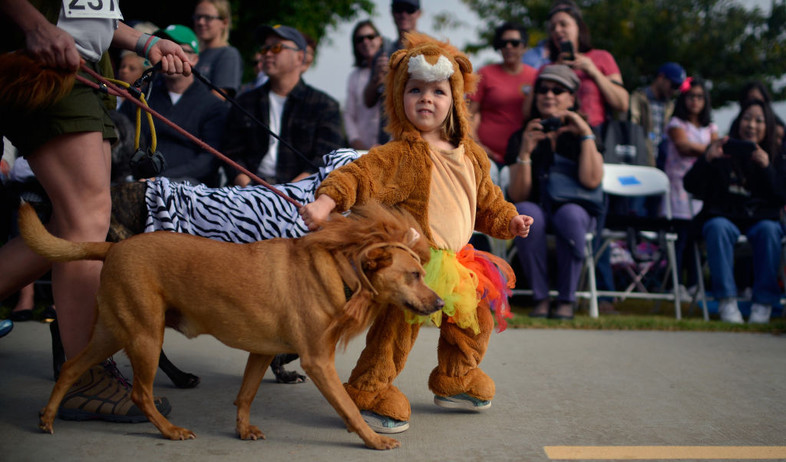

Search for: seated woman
xmin=505 ymin=64 xmax=604 ymax=320
xmin=684 ymin=99 xmax=786 ymax=324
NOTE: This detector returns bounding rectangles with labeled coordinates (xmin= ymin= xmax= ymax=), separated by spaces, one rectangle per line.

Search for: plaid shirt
xmin=223 ymin=79 xmax=344 ymax=184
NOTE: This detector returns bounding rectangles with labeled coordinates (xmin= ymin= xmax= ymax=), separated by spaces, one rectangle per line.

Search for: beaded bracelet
xmin=516 ymin=157 xmax=532 ymax=165
xmin=580 ymin=134 xmax=596 ymax=142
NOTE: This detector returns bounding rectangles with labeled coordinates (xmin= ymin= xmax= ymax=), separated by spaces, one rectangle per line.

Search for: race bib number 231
xmin=62 ymin=0 xmax=123 ymax=19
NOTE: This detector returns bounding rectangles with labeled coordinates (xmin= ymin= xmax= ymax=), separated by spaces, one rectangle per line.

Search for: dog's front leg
xmin=300 ymin=353 xmax=400 ymax=450
xmin=234 ymin=353 xmax=274 ymax=440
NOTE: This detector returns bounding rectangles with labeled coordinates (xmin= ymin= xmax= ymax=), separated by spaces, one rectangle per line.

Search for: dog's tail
xmin=0 ymin=52 xmax=76 ymax=113
xmin=18 ymin=203 xmax=111 ymax=262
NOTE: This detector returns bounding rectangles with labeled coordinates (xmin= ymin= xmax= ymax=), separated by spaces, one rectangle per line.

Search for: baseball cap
xmin=390 ymin=0 xmax=420 ymax=10
xmin=154 ymin=25 xmax=199 ymax=54
xmin=536 ymin=64 xmax=580 ymax=93
xmin=255 ymin=24 xmax=307 ymax=51
xmin=658 ymin=62 xmax=686 ymax=86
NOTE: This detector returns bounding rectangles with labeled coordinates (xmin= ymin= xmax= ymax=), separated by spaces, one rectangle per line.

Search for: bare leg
xmin=26 ymin=132 xmax=111 ymax=359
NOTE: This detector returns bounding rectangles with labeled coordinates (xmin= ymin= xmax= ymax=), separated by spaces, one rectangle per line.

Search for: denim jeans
xmin=702 ymin=216 xmax=784 ymax=305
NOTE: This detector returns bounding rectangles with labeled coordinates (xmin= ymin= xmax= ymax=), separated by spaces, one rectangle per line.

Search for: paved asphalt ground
xmin=1 ymin=321 xmax=785 ymax=461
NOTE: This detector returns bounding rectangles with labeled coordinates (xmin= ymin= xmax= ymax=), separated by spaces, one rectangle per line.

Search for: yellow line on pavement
xmin=545 ymin=446 xmax=786 ymax=460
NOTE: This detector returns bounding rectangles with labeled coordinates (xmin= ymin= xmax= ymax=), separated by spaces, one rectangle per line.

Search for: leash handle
xmin=76 ymin=63 xmax=303 ymax=209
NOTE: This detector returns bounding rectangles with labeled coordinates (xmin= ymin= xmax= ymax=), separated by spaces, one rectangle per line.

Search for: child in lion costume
xmin=300 ymin=32 xmax=533 ymax=432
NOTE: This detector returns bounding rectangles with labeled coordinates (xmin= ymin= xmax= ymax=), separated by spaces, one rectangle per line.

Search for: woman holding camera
xmin=684 ymin=99 xmax=786 ymax=324
xmin=506 ymin=64 xmax=604 ymax=320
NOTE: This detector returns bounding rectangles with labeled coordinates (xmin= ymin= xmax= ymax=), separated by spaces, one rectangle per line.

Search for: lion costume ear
xmin=389 ymin=49 xmax=408 ymax=72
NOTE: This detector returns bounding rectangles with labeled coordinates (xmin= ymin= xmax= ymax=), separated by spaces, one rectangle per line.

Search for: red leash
xmin=75 ymin=63 xmax=303 ymax=209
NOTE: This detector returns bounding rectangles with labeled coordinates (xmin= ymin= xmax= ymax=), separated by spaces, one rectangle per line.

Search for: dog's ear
xmin=361 ymin=247 xmax=392 ymax=273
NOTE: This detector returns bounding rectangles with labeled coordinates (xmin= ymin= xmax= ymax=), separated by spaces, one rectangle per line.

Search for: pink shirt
xmin=663 ymin=117 xmax=718 ymax=219
xmin=469 ymin=63 xmax=537 ymax=163
xmin=572 ymin=49 xmax=621 ymax=128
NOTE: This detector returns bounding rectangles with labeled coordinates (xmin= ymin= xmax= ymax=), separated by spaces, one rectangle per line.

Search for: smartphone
xmin=559 ymin=41 xmax=575 ymax=61
xmin=722 ymin=138 xmax=756 ymax=163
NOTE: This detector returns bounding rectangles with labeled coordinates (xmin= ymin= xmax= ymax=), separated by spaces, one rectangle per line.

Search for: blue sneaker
xmin=360 ymin=410 xmax=409 ymax=434
xmin=0 ymin=319 xmax=13 ymax=338
xmin=434 ymin=393 xmax=491 ymax=411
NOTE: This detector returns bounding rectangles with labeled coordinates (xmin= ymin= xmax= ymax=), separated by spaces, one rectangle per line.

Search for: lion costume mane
xmin=316 ymin=33 xmax=518 ymax=423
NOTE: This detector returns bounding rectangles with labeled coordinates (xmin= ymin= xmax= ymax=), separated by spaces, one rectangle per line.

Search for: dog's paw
xmin=163 ymin=426 xmax=196 ymax=440
xmin=237 ymin=423 xmax=266 ymax=440
xmin=366 ymin=435 xmax=400 ymax=450
xmin=38 ymin=409 xmax=55 ymax=434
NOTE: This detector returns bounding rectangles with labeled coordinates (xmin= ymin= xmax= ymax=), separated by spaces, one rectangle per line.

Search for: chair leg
xmin=692 ymin=242 xmax=709 ymax=321
xmin=585 ymin=234 xmax=599 ymax=318
xmin=664 ymin=235 xmax=681 ymax=320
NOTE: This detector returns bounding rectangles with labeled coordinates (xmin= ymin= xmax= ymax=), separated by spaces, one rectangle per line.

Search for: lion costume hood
xmin=383 ymin=32 xmax=478 ymax=144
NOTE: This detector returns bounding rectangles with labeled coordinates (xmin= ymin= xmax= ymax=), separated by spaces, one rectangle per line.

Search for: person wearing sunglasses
xmin=223 ymin=24 xmax=343 ymax=187
xmin=505 ymin=64 xmax=603 ymax=320
xmin=468 ymin=21 xmax=537 ymax=169
xmin=362 ymin=0 xmax=422 ymax=145
xmin=192 ymin=0 xmax=242 ymax=97
xmin=629 ymin=62 xmax=686 ymax=168
xmin=344 ymin=20 xmax=384 ymax=150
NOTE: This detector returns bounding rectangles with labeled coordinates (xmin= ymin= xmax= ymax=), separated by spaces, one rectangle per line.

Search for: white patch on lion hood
xmin=407 ymin=54 xmax=454 ymax=82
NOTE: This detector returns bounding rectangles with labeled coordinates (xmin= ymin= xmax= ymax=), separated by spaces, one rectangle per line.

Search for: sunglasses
xmin=536 ymin=85 xmax=569 ymax=95
xmin=355 ymin=34 xmax=378 ymax=44
xmin=193 ymin=14 xmax=221 ymax=22
xmin=260 ymin=43 xmax=300 ymax=55
xmin=496 ymin=39 xmax=523 ymax=49
xmin=392 ymin=3 xmax=418 ymax=14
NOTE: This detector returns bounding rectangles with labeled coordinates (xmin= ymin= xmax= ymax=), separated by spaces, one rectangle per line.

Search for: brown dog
xmin=18 ymin=202 xmax=443 ymax=450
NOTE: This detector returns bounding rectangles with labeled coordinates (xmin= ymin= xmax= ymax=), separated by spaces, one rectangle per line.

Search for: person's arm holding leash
xmin=0 ymin=0 xmax=80 ymax=70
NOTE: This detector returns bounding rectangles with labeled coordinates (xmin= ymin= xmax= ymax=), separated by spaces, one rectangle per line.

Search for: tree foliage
xmin=457 ymin=0 xmax=786 ymax=107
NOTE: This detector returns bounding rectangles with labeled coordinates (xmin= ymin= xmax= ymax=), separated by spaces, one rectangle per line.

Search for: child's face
xmin=403 ymin=78 xmax=453 ymax=139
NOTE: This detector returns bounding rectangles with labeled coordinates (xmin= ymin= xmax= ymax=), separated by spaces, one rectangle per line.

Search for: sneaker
xmin=59 ymin=359 xmax=171 ymax=423
xmin=360 ymin=410 xmax=409 ymax=434
xmin=433 ymin=393 xmax=491 ymax=411
xmin=749 ymin=303 xmax=772 ymax=324
xmin=718 ymin=298 xmax=744 ymax=324
xmin=0 ymin=319 xmax=13 ymax=338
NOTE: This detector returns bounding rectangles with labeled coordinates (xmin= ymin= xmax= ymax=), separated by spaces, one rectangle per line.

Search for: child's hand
xmin=300 ymin=195 xmax=337 ymax=231
xmin=510 ymin=214 xmax=534 ymax=238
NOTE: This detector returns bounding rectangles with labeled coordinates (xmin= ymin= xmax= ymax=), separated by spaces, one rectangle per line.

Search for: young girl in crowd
xmin=663 ymin=77 xmax=718 ymax=294
xmin=301 ymin=33 xmax=532 ymax=433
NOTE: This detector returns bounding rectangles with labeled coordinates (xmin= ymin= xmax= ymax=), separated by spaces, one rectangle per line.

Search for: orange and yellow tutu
xmin=405 ymin=244 xmax=515 ymax=333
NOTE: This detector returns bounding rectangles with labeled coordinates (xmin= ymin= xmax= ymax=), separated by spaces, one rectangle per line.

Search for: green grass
xmin=506 ymin=299 xmax=786 ymax=334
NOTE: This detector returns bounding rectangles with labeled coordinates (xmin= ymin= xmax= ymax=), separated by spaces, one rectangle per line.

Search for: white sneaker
xmin=718 ymin=298 xmax=744 ymax=324
xmin=678 ymin=285 xmax=697 ymax=301
xmin=748 ymin=303 xmax=772 ymax=324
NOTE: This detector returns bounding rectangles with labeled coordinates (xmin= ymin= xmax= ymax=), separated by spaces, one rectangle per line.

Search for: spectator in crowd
xmin=239 ymin=50 xmax=268 ymax=94
xmin=115 ymin=51 xmax=150 ymax=108
xmin=663 ymin=77 xmax=718 ymax=297
xmin=684 ymin=98 xmax=786 ymax=323
xmin=539 ymin=0 xmax=629 ymax=313
xmin=193 ymin=0 xmax=243 ymax=97
xmin=469 ymin=21 xmax=537 ymax=168
xmin=739 ymin=80 xmax=773 ymax=106
xmin=301 ymin=32 xmax=318 ymax=73
xmin=344 ymin=20 xmax=384 ymax=151
xmin=506 ymin=64 xmax=603 ymax=320
xmin=0 ymin=0 xmax=191 ymax=423
xmin=122 ymin=25 xmax=228 ymax=186
xmin=522 ymin=38 xmax=550 ymax=69
xmin=364 ymin=0 xmax=422 ymax=145
xmin=629 ymin=62 xmax=686 ymax=167
xmin=524 ymin=0 xmax=628 ymax=129
xmin=223 ymin=24 xmax=343 ymax=185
